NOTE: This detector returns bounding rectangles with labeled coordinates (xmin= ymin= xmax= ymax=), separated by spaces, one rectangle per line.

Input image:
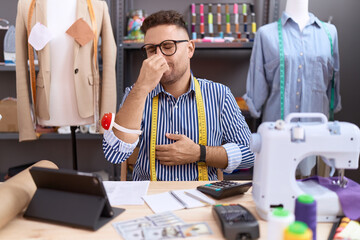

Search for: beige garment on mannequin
xmin=15 ymin=0 xmax=117 ymax=141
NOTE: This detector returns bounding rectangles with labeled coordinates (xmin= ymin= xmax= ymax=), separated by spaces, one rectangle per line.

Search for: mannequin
xmin=244 ymin=0 xmax=341 ymax=176
xmin=15 ymin=0 xmax=117 ymax=142
xmin=284 ymin=0 xmax=309 ymax=31
xmin=39 ymin=0 xmax=92 ymax=127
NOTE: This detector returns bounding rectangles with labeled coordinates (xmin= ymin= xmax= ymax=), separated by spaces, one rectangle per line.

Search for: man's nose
xmin=155 ymin=46 xmax=164 ymax=56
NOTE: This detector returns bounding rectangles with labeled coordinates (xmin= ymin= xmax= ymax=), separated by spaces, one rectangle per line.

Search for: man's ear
xmin=188 ymin=40 xmax=195 ymax=58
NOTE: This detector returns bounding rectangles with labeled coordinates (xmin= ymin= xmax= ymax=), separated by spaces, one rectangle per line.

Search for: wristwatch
xmin=199 ymin=144 xmax=206 ymax=163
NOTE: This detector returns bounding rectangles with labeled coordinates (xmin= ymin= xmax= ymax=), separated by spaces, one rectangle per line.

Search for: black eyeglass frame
xmin=141 ymin=39 xmax=189 ymax=57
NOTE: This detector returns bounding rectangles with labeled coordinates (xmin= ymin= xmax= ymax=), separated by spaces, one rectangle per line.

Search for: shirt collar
xmin=149 ymin=73 xmax=196 ymax=99
xmin=281 ymin=12 xmax=322 ymax=28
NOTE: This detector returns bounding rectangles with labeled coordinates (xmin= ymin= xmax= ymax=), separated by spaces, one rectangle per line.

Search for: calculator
xmin=213 ymin=204 xmax=260 ymax=240
xmin=196 ymin=181 xmax=252 ymax=199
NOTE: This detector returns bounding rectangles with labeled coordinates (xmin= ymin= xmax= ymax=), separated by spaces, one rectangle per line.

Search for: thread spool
xmin=284 ymin=221 xmax=312 ymax=240
xmin=268 ymin=208 xmax=295 ymax=240
xmin=295 ymin=194 xmax=317 ymax=240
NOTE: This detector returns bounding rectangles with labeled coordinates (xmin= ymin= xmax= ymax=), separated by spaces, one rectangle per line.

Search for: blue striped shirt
xmin=244 ymin=12 xmax=341 ymax=121
xmin=103 ymin=75 xmax=255 ymax=181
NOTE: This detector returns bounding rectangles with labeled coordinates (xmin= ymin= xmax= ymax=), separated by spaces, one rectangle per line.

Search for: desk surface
xmin=0 ymin=181 xmax=332 ymax=240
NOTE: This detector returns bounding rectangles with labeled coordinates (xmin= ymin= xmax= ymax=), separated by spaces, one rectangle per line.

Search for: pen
xmin=170 ymin=191 xmax=189 ymax=208
xmin=184 ymin=191 xmax=214 ymax=205
xmin=200 ymin=4 xmax=205 ymax=39
xmin=217 ymin=4 xmax=223 ymax=38
xmin=208 ymin=4 xmax=213 ymax=37
xmin=191 ymin=3 xmax=196 ymax=40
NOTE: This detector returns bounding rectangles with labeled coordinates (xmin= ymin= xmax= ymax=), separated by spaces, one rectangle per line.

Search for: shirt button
xmin=298 ymin=65 xmax=302 ymax=69
xmin=176 ymin=178 xmax=179 ymax=181
xmin=174 ymin=105 xmax=178 ymax=109
xmin=74 ymin=68 xmax=79 ymax=74
xmin=296 ymin=105 xmax=299 ymax=109
xmin=300 ymin=52 xmax=303 ymax=56
xmin=296 ymin=92 xmax=300 ymax=95
xmin=297 ymin=78 xmax=301 ymax=82
xmin=175 ymin=131 xmax=179 ymax=134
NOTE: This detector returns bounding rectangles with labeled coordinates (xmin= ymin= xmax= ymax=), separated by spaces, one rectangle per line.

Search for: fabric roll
xmin=0 ymin=160 xmax=58 ymax=229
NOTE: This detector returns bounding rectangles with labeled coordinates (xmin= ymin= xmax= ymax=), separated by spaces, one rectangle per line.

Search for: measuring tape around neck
xmin=320 ymin=21 xmax=335 ymax=121
xmin=27 ymin=0 xmax=37 ymax=120
xmin=86 ymin=0 xmax=98 ymax=72
xmin=277 ymin=19 xmax=285 ymax=120
xmin=277 ymin=19 xmax=335 ymax=120
xmin=150 ymin=77 xmax=209 ymax=181
xmin=27 ymin=0 xmax=98 ymax=118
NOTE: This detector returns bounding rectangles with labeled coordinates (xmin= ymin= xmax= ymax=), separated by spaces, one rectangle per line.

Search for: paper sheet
xmin=103 ymin=181 xmax=150 ymax=206
xmin=28 ymin=22 xmax=53 ymax=51
xmin=338 ymin=220 xmax=360 ymax=239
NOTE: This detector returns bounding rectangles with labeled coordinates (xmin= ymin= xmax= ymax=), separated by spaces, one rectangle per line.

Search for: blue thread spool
xmin=295 ymin=194 xmax=317 ymax=240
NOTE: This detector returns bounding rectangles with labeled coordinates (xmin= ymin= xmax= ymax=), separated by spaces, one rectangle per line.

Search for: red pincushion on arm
xmin=101 ymin=113 xmax=113 ymax=130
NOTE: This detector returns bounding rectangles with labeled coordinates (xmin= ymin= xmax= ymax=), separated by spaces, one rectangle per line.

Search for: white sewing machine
xmin=251 ymin=113 xmax=360 ymax=222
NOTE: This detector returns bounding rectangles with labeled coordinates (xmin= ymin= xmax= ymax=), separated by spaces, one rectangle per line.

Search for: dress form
xmin=38 ymin=0 xmax=93 ymax=127
xmin=286 ymin=0 xmax=315 ymax=176
xmin=285 ymin=0 xmax=309 ymax=31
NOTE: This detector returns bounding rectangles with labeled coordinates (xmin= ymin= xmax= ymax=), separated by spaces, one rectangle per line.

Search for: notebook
xmin=142 ymin=189 xmax=215 ymax=214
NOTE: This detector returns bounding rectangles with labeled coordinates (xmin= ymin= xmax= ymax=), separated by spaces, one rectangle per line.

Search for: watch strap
xmin=199 ymin=144 xmax=206 ymax=163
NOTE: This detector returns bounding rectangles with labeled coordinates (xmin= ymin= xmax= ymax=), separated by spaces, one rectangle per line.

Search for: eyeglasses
xmin=141 ymin=40 xmax=189 ymax=57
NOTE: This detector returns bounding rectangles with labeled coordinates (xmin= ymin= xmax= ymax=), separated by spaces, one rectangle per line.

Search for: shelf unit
xmin=0 ymin=65 xmax=16 ymax=71
xmin=0 ymin=132 xmax=103 ymax=140
xmin=121 ymin=41 xmax=253 ymax=49
xmin=113 ymin=0 xmax=270 ymax=107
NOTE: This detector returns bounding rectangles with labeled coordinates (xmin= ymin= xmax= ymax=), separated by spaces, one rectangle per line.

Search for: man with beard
xmin=102 ymin=10 xmax=254 ymax=181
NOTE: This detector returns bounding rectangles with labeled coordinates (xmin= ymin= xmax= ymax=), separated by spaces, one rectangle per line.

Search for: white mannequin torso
xmin=285 ymin=0 xmax=310 ymax=31
xmin=38 ymin=0 xmax=93 ymax=126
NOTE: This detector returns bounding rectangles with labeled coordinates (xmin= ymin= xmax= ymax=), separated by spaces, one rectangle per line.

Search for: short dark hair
xmin=140 ymin=10 xmax=188 ymax=37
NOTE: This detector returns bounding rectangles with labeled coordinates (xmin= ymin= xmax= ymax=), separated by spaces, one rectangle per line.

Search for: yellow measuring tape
xmin=150 ymin=77 xmax=209 ymax=181
xmin=27 ymin=0 xmax=98 ymax=116
xmin=27 ymin=0 xmax=37 ymax=119
xmin=86 ymin=0 xmax=98 ymax=71
xmin=150 ymin=95 xmax=159 ymax=181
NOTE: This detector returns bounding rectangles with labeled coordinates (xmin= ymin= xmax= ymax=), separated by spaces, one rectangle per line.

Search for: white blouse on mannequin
xmin=38 ymin=0 xmax=93 ymax=126
xmin=285 ymin=0 xmax=310 ymax=31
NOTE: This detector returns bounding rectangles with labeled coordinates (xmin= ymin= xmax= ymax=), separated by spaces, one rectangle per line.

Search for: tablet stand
xmin=24 ymin=187 xmax=124 ymax=230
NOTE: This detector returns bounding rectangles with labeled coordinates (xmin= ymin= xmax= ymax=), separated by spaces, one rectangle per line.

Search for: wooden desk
xmin=0 ymin=181 xmax=332 ymax=239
